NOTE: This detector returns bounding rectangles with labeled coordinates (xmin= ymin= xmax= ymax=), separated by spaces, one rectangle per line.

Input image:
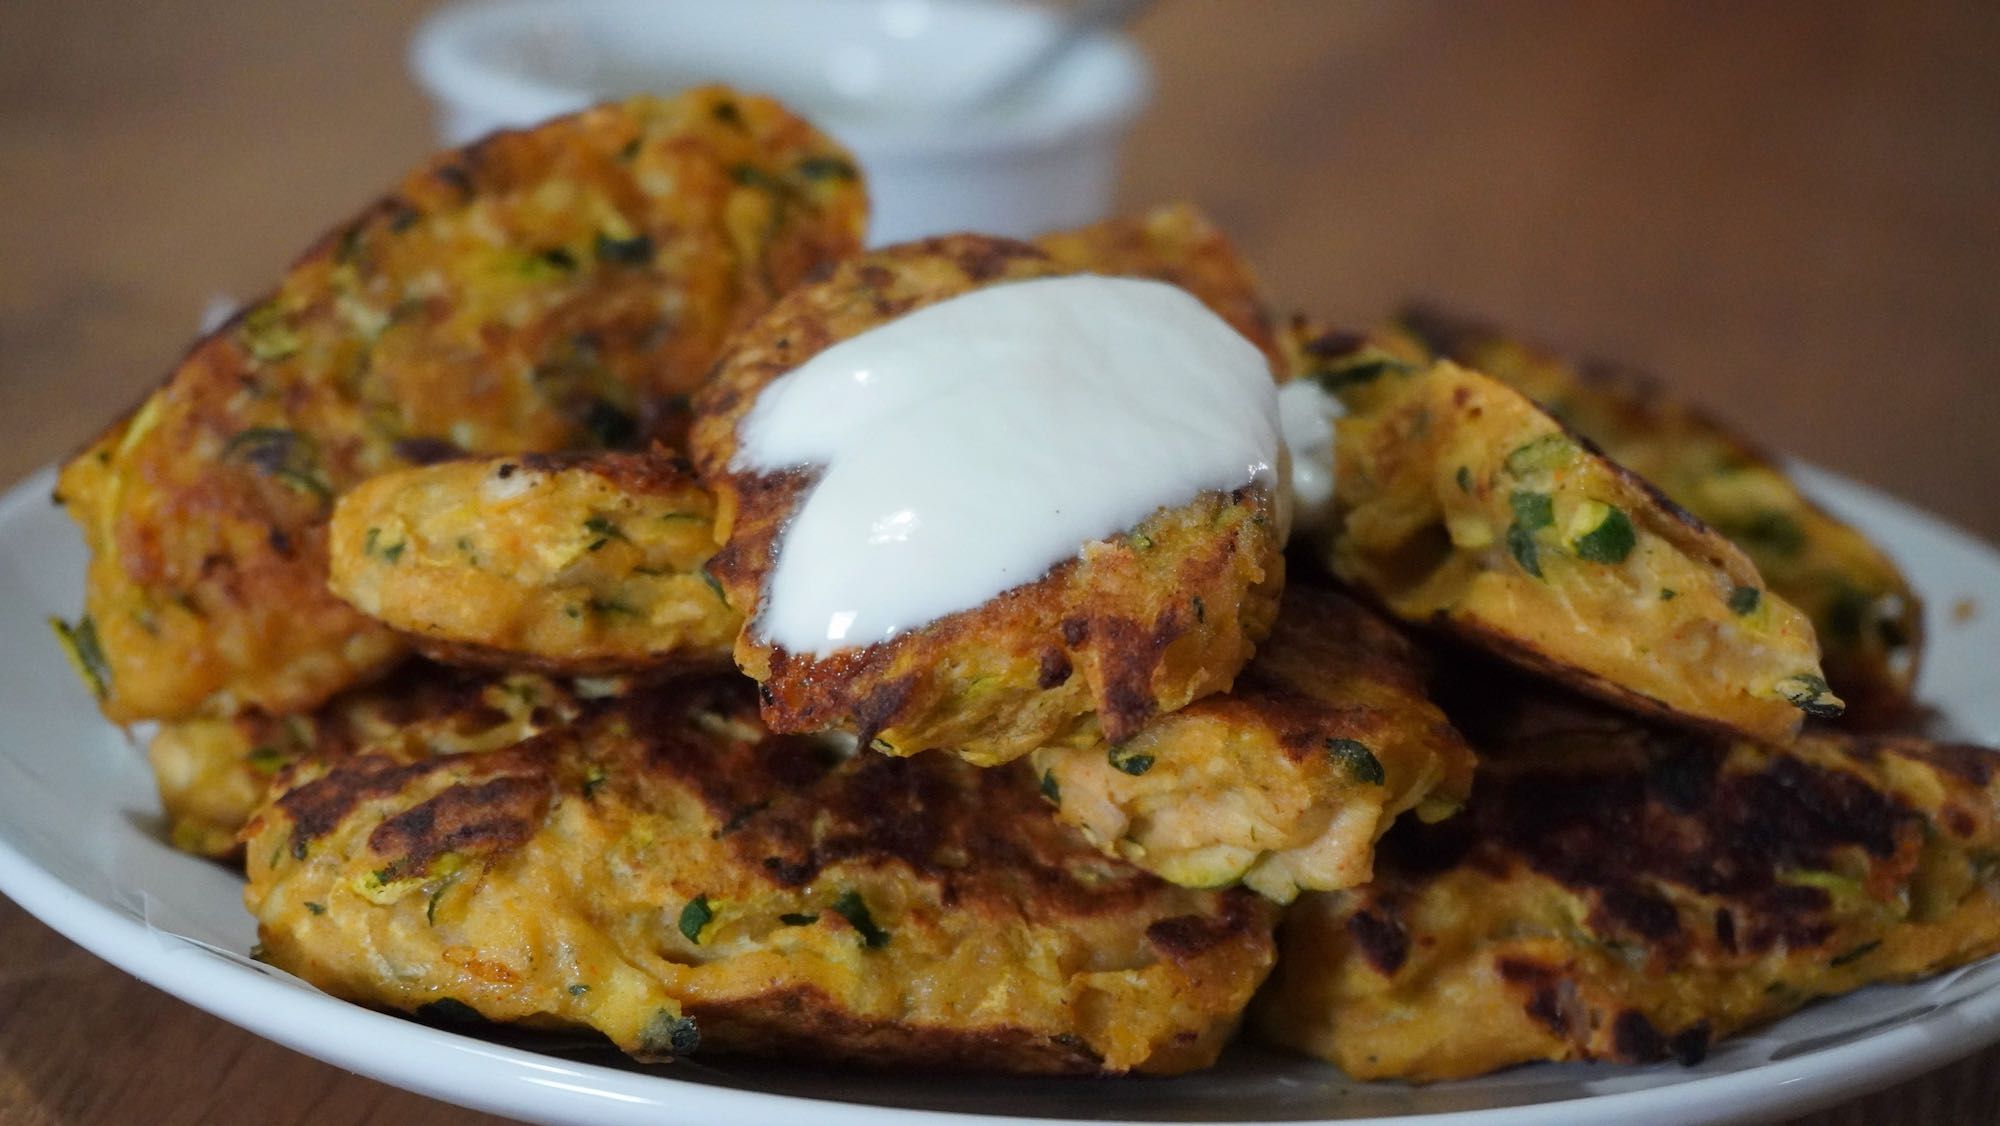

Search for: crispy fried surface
xmin=1323 ymin=357 xmax=1837 ymax=743
xmin=54 ymin=89 xmax=865 ymax=722
xmin=151 ymin=664 xmax=594 ymax=859
xmin=1034 ymin=203 xmax=1278 ymax=366
xmin=1255 ymin=686 xmax=2000 ymax=1081
xmin=243 ymin=679 xmax=1277 ymax=1074
xmin=1393 ymin=306 xmax=1924 ymax=727
xmin=1030 ymin=583 xmax=1473 ymax=902
xmin=329 ymin=453 xmax=738 ymax=675
xmin=691 ymin=235 xmax=1285 ymax=765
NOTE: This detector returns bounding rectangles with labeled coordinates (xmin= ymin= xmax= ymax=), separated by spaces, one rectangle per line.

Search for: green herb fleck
xmin=539 ymin=246 xmax=579 ymax=271
xmin=1191 ymin=596 xmax=1205 ymax=623
xmin=1108 ymin=744 xmax=1154 ymax=776
xmin=594 ymin=232 xmax=654 ymax=265
xmin=1311 ymin=355 xmax=1412 ymax=394
xmin=1039 ymin=771 xmax=1061 ymax=804
xmin=274 ymin=468 xmax=336 ymax=498
xmin=831 ymin=889 xmax=888 ymax=948
xmin=426 ymin=869 xmax=463 ymax=926
xmin=699 ymin=568 xmax=728 ymax=605
xmin=1572 ymin=506 xmax=1636 ymax=564
xmin=1776 ymin=674 xmax=1844 ymax=718
xmin=729 ymin=163 xmax=785 ymax=191
xmin=678 ymin=895 xmax=715 ymax=943
xmin=240 ymin=302 xmax=301 ymax=362
xmin=362 ymin=527 xmax=405 ymax=563
xmin=246 ymin=746 xmax=288 ymax=775
xmin=1507 ymin=523 xmax=1543 ymax=578
xmin=1327 ymin=738 xmax=1386 ymax=785
xmin=1455 ymin=465 xmax=1473 ymax=494
xmin=1728 ymin=585 xmax=1762 ymax=616
xmin=779 ymin=912 xmax=818 ymax=926
xmin=583 ymin=516 xmax=626 ymax=548
xmin=305 ymin=901 xmax=326 ymax=916
xmin=1509 ymin=490 xmax=1554 ymax=530
xmin=797 ymin=155 xmax=858 ymax=181
xmin=1660 ymin=588 xmax=1678 ymax=601
xmin=48 ymin=614 xmax=110 ymax=699
xmin=582 ymin=764 xmax=608 ymax=800
xmin=568 ymin=983 xmax=591 ymax=996
xmin=223 ymin=428 xmax=333 ymax=502
xmin=1504 ymin=434 xmax=1576 ymax=476
xmin=639 ymin=1011 xmax=701 ymax=1056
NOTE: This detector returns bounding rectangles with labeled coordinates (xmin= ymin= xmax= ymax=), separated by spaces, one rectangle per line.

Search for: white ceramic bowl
xmin=410 ymin=0 xmax=1153 ymax=244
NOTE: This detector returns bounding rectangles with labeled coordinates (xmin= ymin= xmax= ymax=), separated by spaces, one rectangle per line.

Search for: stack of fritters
xmin=53 ymin=88 xmax=865 ymax=726
xmin=52 ymin=88 xmax=2000 ymax=1085
xmin=1256 ymin=680 xmax=2000 ymax=1080
xmin=245 ymin=677 xmax=1276 ymax=1073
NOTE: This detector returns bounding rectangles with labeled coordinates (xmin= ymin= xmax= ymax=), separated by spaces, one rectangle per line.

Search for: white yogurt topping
xmin=1277 ymin=377 xmax=1343 ymax=538
xmin=734 ymin=275 xmax=1280 ymax=655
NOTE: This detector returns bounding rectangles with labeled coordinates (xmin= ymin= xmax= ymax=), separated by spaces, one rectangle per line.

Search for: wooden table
xmin=1 ymin=1 xmax=1995 ymax=1122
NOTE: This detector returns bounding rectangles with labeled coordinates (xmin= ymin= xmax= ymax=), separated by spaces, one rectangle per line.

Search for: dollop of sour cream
xmin=734 ymin=275 xmax=1281 ymax=655
xmin=1277 ymin=377 xmax=1343 ymax=538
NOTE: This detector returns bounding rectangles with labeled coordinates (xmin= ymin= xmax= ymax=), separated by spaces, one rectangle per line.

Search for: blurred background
xmin=2 ymin=0 xmax=1995 ymax=540
xmin=1 ymin=4 xmax=1998 ymax=1122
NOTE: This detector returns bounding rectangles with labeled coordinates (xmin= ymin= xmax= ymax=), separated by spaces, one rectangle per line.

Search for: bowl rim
xmin=409 ymin=0 xmax=1154 ymax=158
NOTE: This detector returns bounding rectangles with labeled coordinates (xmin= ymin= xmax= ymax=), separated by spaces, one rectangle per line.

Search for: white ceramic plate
xmin=3 ymin=463 xmax=1998 ymax=1126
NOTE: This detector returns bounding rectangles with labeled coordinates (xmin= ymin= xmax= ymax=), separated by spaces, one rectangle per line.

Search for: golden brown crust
xmin=1324 ymin=359 xmax=1838 ymax=744
xmin=244 ymin=679 xmax=1277 ymax=1075
xmin=1255 ymin=684 xmax=2000 ymax=1081
xmin=151 ymin=664 xmax=597 ymax=860
xmin=691 ymin=236 xmax=1285 ymax=764
xmin=1030 ymin=582 xmax=1476 ymax=901
xmin=1393 ymin=304 xmax=1925 ymax=728
xmin=328 ymin=452 xmax=739 ymax=676
xmin=55 ymin=89 xmax=865 ymax=722
xmin=1034 ymin=203 xmax=1279 ymax=367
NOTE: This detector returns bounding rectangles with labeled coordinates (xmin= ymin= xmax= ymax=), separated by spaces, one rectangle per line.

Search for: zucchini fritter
xmin=150 ymin=665 xmax=594 ymax=859
xmin=693 ymin=236 xmax=1285 ymax=766
xmin=328 ymin=453 xmax=738 ymax=675
xmin=1030 ymin=583 xmax=1473 ymax=902
xmin=1394 ymin=306 xmax=1923 ymax=727
xmin=1255 ymin=689 xmax=2000 ymax=1081
xmin=1324 ymin=357 xmax=1839 ymax=743
xmin=243 ymin=679 xmax=1277 ymax=1074
xmin=317 ymin=210 xmax=1281 ymax=693
xmin=54 ymin=88 xmax=865 ymax=722
xmin=1034 ymin=202 xmax=1278 ymax=366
